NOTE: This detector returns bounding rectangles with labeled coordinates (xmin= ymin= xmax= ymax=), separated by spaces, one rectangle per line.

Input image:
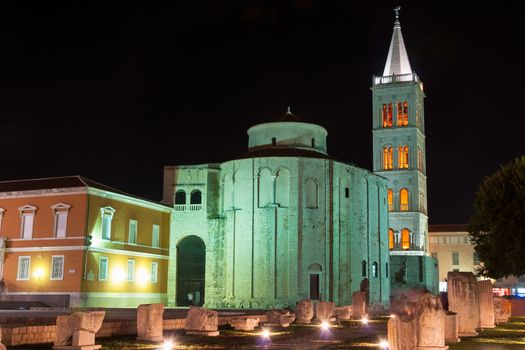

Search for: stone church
xmin=162 ymin=9 xmax=437 ymax=309
xmin=163 ymin=112 xmax=391 ymax=308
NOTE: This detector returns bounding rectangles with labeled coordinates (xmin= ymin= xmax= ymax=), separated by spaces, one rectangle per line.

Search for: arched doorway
xmin=177 ymin=236 xmax=205 ymax=306
xmin=307 ymin=263 xmax=322 ymax=300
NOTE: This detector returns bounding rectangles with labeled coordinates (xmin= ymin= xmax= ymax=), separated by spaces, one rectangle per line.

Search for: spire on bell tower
xmin=383 ymin=6 xmax=412 ymax=76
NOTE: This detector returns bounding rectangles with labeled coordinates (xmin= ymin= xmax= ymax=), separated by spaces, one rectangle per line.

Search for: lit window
xmin=151 ymin=262 xmax=158 ymax=283
xmin=128 ymin=219 xmax=138 ymax=244
xmin=452 ymin=252 xmax=459 ymax=265
xmin=400 ymin=189 xmax=409 ymax=211
xmin=387 ymin=189 xmax=393 ymax=211
xmin=100 ymin=207 xmax=116 ymax=240
xmin=383 ymin=146 xmax=393 ymax=170
xmin=398 ymin=146 xmax=409 ymax=169
xmin=361 ymin=260 xmax=367 ymax=277
xmin=372 ymin=262 xmax=378 ymax=278
xmin=51 ymin=256 xmax=64 ymax=280
xmin=17 ymin=256 xmax=31 ymax=280
xmin=382 ymin=103 xmax=393 ymax=128
xmin=388 ymin=229 xmax=395 ymax=250
xmin=400 ymin=101 xmax=409 ymax=126
xmin=401 ymin=229 xmax=411 ymax=250
xmin=305 ymin=179 xmax=319 ymax=209
xmin=19 ymin=205 xmax=37 ymax=240
xmin=99 ymin=257 xmax=108 ymax=281
xmin=127 ymin=259 xmax=135 ymax=282
xmin=152 ymin=224 xmax=160 ymax=248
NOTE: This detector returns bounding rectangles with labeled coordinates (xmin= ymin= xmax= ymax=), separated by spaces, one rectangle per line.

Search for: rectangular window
xmin=51 ymin=256 xmax=64 ymax=280
xmin=21 ymin=214 xmax=34 ymax=239
xmin=152 ymin=224 xmax=160 ymax=248
xmin=17 ymin=256 xmax=31 ymax=280
xmin=101 ymin=215 xmax=112 ymax=240
xmin=151 ymin=262 xmax=158 ymax=283
xmin=54 ymin=212 xmax=68 ymax=238
xmin=452 ymin=252 xmax=459 ymax=265
xmin=473 ymin=252 xmax=480 ymax=265
xmin=128 ymin=219 xmax=138 ymax=244
xmin=127 ymin=259 xmax=135 ymax=282
xmin=429 ymin=237 xmax=438 ymax=244
xmin=99 ymin=257 xmax=108 ymax=281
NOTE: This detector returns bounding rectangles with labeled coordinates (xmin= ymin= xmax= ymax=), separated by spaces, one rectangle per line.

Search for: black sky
xmin=0 ymin=1 xmax=524 ymax=225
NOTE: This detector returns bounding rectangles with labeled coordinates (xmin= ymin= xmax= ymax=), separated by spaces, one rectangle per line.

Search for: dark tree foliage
xmin=469 ymin=156 xmax=525 ymax=278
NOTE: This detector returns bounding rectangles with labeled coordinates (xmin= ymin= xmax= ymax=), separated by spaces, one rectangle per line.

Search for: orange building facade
xmin=0 ymin=176 xmax=171 ymax=307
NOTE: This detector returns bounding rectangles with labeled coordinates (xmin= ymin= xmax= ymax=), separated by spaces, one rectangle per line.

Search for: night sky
xmin=0 ymin=2 xmax=523 ymax=225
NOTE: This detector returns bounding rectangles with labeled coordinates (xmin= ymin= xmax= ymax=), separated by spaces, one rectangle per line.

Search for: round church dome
xmin=246 ymin=109 xmax=328 ymax=156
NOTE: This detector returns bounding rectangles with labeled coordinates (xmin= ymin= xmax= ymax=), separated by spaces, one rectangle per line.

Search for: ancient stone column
xmin=295 ymin=299 xmax=314 ymax=324
xmin=137 ymin=303 xmax=164 ymax=342
xmin=415 ymin=294 xmax=448 ymax=349
xmin=447 ymin=272 xmax=479 ymax=337
xmin=352 ymin=291 xmax=367 ymax=319
xmin=494 ymin=297 xmax=512 ymax=324
xmin=315 ymin=301 xmax=335 ymax=322
xmin=388 ymin=314 xmax=417 ymax=350
xmin=53 ymin=311 xmax=105 ymax=350
xmin=0 ymin=325 xmax=6 ymax=350
xmin=478 ymin=280 xmax=495 ymax=328
xmin=444 ymin=311 xmax=460 ymax=344
xmin=184 ymin=306 xmax=219 ymax=336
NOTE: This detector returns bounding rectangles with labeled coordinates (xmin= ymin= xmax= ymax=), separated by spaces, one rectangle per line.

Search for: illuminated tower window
xmin=388 ymin=228 xmax=395 ymax=250
xmin=387 ymin=189 xmax=393 ymax=211
xmin=382 ymin=103 xmax=393 ymax=128
xmin=400 ymin=188 xmax=409 ymax=211
xmin=401 ymin=228 xmax=411 ymax=250
xmin=397 ymin=101 xmax=408 ymax=126
xmin=398 ymin=145 xmax=409 ymax=169
xmin=383 ymin=146 xmax=393 ymax=170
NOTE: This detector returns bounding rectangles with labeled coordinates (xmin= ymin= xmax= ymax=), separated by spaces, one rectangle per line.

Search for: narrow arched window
xmin=190 ymin=190 xmax=202 ymax=204
xmin=258 ymin=169 xmax=273 ymax=207
xmin=345 ymin=187 xmax=350 ymax=198
xmin=372 ymin=262 xmax=378 ymax=278
xmin=175 ymin=190 xmax=186 ymax=205
xmin=383 ymin=146 xmax=393 ymax=170
xmin=386 ymin=262 xmax=389 ymax=278
xmin=400 ymin=188 xmax=409 ymax=211
xmin=382 ymin=103 xmax=393 ymax=128
xmin=388 ymin=228 xmax=395 ymax=250
xmin=305 ymin=179 xmax=318 ymax=209
xmin=401 ymin=228 xmax=411 ymax=250
xmin=275 ymin=169 xmax=290 ymax=207
xmin=398 ymin=145 xmax=409 ymax=169
xmin=361 ymin=260 xmax=367 ymax=277
xmin=387 ymin=189 xmax=393 ymax=211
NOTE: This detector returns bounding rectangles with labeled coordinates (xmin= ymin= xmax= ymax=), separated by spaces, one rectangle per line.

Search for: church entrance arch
xmin=308 ymin=263 xmax=322 ymax=300
xmin=176 ymin=235 xmax=206 ymax=306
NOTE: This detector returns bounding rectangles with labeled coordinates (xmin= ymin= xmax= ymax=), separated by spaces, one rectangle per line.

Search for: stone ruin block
xmin=137 ymin=303 xmax=164 ymax=342
xmin=295 ymin=299 xmax=314 ymax=324
xmin=444 ymin=311 xmax=460 ymax=344
xmin=53 ymin=311 xmax=105 ymax=350
xmin=352 ymin=291 xmax=367 ymax=319
xmin=333 ymin=305 xmax=353 ymax=320
xmin=230 ymin=317 xmax=259 ymax=331
xmin=315 ymin=301 xmax=335 ymax=322
xmin=266 ymin=310 xmax=296 ymax=327
xmin=478 ymin=280 xmax=495 ymax=328
xmin=388 ymin=314 xmax=417 ymax=350
xmin=447 ymin=271 xmax=479 ymax=337
xmin=494 ymin=297 xmax=512 ymax=324
xmin=415 ymin=294 xmax=448 ymax=349
xmin=184 ymin=306 xmax=219 ymax=336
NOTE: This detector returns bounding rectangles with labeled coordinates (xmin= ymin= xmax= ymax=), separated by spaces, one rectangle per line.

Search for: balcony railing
xmin=373 ymin=73 xmax=421 ymax=86
xmin=174 ymin=204 xmax=186 ymax=211
xmin=174 ymin=204 xmax=203 ymax=211
xmin=189 ymin=204 xmax=202 ymax=211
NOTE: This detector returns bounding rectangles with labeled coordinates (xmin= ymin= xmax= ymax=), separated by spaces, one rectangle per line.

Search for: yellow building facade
xmin=0 ymin=176 xmax=171 ymax=307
